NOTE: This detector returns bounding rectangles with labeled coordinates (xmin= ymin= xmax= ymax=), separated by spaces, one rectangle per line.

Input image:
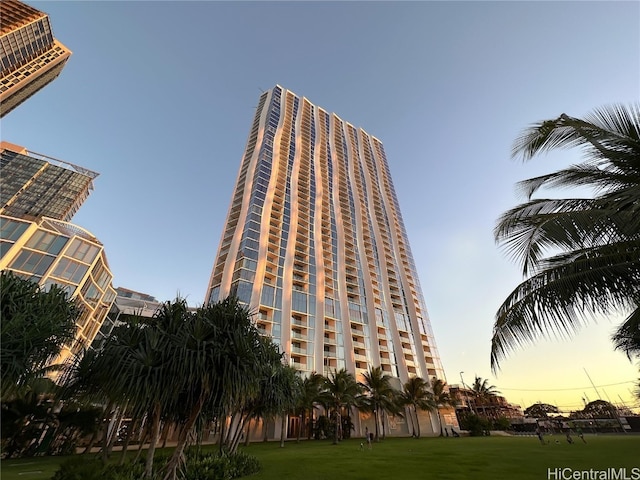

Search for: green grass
xmin=2 ymin=435 xmax=639 ymax=480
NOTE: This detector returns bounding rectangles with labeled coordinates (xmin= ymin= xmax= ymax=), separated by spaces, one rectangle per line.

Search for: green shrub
xmin=51 ymin=451 xmax=259 ymax=480
xmin=492 ymin=416 xmax=511 ymax=431
xmin=52 ymin=457 xmax=157 ymax=480
xmin=51 ymin=457 xmax=107 ymax=480
xmin=183 ymin=450 xmax=261 ymax=480
xmin=459 ymin=414 xmax=490 ymax=436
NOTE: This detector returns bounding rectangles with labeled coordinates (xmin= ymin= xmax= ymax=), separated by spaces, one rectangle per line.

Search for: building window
xmin=0 ymin=217 xmax=29 ymax=241
xmin=25 ymin=230 xmax=68 ymax=254
xmin=66 ymin=238 xmax=99 ymax=264
xmin=292 ymin=291 xmax=307 ymax=313
xmin=52 ymin=257 xmax=89 ymax=284
xmin=9 ymin=249 xmax=55 ymax=276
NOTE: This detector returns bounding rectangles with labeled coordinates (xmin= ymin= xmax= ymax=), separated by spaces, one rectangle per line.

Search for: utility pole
xmin=459 ymin=372 xmax=475 ymax=415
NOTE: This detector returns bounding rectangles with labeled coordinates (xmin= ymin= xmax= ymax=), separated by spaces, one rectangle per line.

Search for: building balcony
xmin=291 ymin=317 xmax=308 ymax=327
xmin=354 ymin=352 xmax=367 ymax=362
xmin=291 ymin=346 xmax=309 ymax=355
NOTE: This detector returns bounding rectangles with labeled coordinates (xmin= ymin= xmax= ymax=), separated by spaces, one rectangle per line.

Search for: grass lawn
xmin=2 ymin=435 xmax=639 ymax=480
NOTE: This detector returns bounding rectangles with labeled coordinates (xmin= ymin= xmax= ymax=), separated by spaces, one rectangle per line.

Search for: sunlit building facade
xmin=206 ymin=86 xmax=445 ymax=396
xmin=0 ymin=215 xmax=117 ymax=365
xmin=0 ymin=142 xmax=116 ymax=367
xmin=0 ymin=0 xmax=71 ymax=117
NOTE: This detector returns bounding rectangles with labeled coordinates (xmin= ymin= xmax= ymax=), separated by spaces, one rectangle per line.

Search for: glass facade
xmin=0 ymin=139 xmax=114 ymax=370
xmin=0 ymin=0 xmax=72 ymax=117
xmin=206 ymin=85 xmax=444 ymax=384
xmin=0 ymin=143 xmax=97 ymax=222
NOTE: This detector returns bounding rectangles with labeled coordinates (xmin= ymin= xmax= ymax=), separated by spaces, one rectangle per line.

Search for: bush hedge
xmin=51 ymin=450 xmax=260 ymax=480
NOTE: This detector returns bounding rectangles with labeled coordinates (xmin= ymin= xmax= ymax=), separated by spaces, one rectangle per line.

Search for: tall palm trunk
xmin=144 ymin=403 xmax=162 ymax=479
xmin=279 ymin=413 xmax=287 ymax=447
xmin=381 ymin=410 xmax=387 ymax=440
xmin=160 ymin=420 xmax=172 ymax=448
xmin=414 ymin=405 xmax=421 ymax=438
xmin=119 ymin=417 xmax=139 ymax=465
xmin=105 ymin=408 xmax=124 ymax=460
xmin=243 ymin=419 xmax=253 ymax=446
xmin=229 ymin=413 xmax=249 ymax=454
xmin=82 ymin=429 xmax=100 ymax=454
xmin=100 ymin=400 xmax=115 ymax=462
xmin=134 ymin=421 xmax=149 ymax=463
xmin=219 ymin=415 xmax=227 ymax=454
xmin=307 ymin=410 xmax=314 ymax=440
xmin=164 ymin=392 xmax=207 ymax=480
xmin=373 ymin=408 xmax=379 ymax=441
xmin=296 ymin=413 xmax=303 ymax=443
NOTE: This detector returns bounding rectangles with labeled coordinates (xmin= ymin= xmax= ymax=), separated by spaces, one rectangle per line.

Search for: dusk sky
xmin=3 ymin=0 xmax=639 ymax=412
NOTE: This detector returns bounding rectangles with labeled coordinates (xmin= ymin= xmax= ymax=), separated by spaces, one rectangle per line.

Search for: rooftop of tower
xmin=0 ymin=0 xmax=46 ymax=36
xmin=272 ymin=84 xmax=383 ymax=143
xmin=0 ymin=141 xmax=99 ymax=180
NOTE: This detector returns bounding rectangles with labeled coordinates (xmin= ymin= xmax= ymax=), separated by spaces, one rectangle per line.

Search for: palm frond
xmin=612 ymin=306 xmax=640 ymax=359
xmin=512 ymin=103 xmax=640 ymax=163
xmin=492 ymin=240 xmax=640 ymax=370
xmin=495 ymin=198 xmax=633 ymax=275
xmin=494 ymin=103 xmax=640 ymax=369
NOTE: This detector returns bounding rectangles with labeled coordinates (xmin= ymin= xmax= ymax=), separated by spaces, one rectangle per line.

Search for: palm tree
xmin=58 ymin=348 xmax=120 ymax=458
xmin=470 ymin=376 xmax=500 ymax=419
xmin=97 ymin=314 xmax=175 ymax=475
xmin=162 ymin=296 xmax=269 ymax=480
xmin=318 ymin=369 xmax=363 ymax=444
xmin=275 ymin=365 xmax=302 ymax=448
xmin=1 ymin=271 xmax=78 ymax=400
xmin=400 ymin=377 xmax=435 ymax=438
xmin=295 ymin=372 xmax=324 ymax=441
xmin=429 ymin=377 xmax=455 ymax=436
xmin=492 ymin=104 xmax=640 ymax=370
xmin=229 ymin=338 xmax=287 ymax=451
xmin=359 ymin=366 xmax=397 ymax=442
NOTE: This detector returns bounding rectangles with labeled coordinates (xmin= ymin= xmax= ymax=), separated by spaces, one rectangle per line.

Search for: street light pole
xmin=459 ymin=371 xmax=475 ymax=415
xmin=459 ymin=372 xmax=468 ymax=410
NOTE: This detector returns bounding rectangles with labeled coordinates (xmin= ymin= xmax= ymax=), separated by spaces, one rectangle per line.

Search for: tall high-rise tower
xmin=0 ymin=0 xmax=72 ymax=117
xmin=206 ymin=85 xmax=444 ymax=386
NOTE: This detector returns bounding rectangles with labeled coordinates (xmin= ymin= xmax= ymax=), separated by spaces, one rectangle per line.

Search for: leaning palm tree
xmin=492 ymin=103 xmax=640 ymax=371
xmin=359 ymin=366 xmax=397 ymax=442
xmin=400 ymin=376 xmax=435 ymax=438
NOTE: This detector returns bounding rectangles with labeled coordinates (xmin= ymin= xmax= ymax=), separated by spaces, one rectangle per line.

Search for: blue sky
xmin=4 ymin=0 xmax=639 ymax=412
